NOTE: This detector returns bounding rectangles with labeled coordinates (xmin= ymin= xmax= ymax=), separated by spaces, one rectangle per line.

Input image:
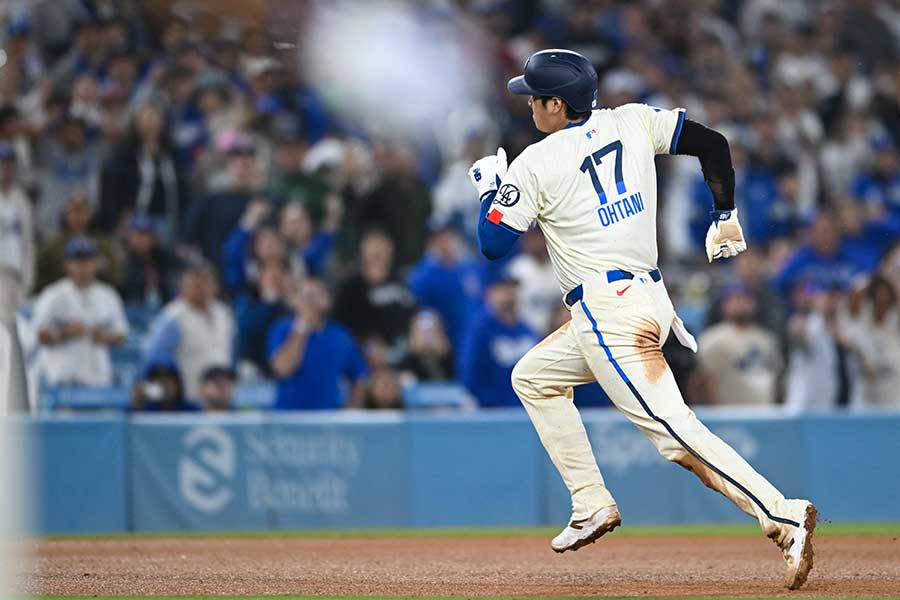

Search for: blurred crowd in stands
xmin=1 ymin=0 xmax=899 ymax=413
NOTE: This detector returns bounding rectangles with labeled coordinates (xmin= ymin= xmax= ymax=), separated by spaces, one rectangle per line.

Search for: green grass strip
xmin=22 ymin=596 xmax=900 ymax=600
xmin=41 ymin=521 xmax=900 ymax=541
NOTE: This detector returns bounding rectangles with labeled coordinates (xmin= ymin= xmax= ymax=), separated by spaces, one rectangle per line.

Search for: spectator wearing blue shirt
xmin=741 ymin=117 xmax=800 ymax=244
xmin=837 ymin=203 xmax=899 ymax=271
xmin=774 ymin=212 xmax=873 ymax=296
xmin=183 ymin=138 xmax=259 ymax=265
xmin=268 ymin=277 xmax=368 ymax=410
xmin=460 ymin=271 xmax=538 ymax=408
xmin=851 ymin=137 xmax=900 ymax=215
xmin=37 ymin=112 xmax=102 ymax=237
xmin=210 ymin=39 xmax=245 ymax=91
xmin=278 ymin=200 xmax=338 ymax=278
xmin=234 ymin=261 xmax=291 ymax=376
xmin=739 ymin=163 xmax=786 ymax=244
xmin=221 ymin=199 xmax=285 ymax=296
xmin=689 ymin=149 xmax=798 ymax=249
xmin=49 ymin=17 xmax=105 ymax=90
xmin=408 ymin=225 xmax=483 ymax=355
xmin=170 ymin=79 xmax=230 ymax=167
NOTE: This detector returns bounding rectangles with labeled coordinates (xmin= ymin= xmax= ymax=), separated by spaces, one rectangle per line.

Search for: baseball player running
xmin=468 ymin=49 xmax=816 ymax=590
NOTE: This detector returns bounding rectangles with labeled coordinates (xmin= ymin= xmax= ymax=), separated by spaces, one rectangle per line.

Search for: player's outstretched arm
xmin=675 ymin=120 xmax=747 ymax=262
xmin=468 ymin=148 xmax=522 ymax=260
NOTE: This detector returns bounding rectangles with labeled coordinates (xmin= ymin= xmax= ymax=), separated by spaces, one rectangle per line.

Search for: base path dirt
xmin=16 ymin=534 xmax=900 ymax=597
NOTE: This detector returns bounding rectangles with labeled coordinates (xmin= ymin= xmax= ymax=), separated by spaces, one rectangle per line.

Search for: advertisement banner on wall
xmin=129 ymin=414 xmax=411 ymax=531
xmin=131 ymin=415 xmax=269 ymax=531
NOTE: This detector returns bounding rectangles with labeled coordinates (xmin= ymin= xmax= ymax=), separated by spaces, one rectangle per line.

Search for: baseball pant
xmin=512 ymin=271 xmax=801 ymax=540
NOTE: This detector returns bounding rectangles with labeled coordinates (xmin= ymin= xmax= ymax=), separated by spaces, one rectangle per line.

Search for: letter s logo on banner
xmin=179 ymin=426 xmax=235 ymax=513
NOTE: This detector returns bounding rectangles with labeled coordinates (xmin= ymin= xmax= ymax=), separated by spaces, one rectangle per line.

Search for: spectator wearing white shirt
xmin=0 ymin=265 xmax=30 ymax=413
xmin=697 ymin=285 xmax=782 ymax=406
xmin=144 ymin=261 xmax=235 ymax=400
xmin=32 ymin=237 xmax=128 ymax=387
xmin=784 ymin=282 xmax=860 ymax=412
xmin=0 ymin=143 xmax=34 ymax=294
xmin=845 ymin=275 xmax=900 ymax=409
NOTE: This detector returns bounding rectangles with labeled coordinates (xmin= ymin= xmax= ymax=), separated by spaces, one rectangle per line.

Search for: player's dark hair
xmin=536 ymin=96 xmax=592 ymax=121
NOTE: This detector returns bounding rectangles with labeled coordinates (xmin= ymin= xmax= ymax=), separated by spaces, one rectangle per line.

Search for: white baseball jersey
xmin=488 ymin=103 xmax=685 ymax=294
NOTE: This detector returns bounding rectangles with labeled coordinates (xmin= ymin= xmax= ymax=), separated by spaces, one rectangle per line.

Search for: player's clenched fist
xmin=705 ymin=208 xmax=747 ymax=262
xmin=468 ymin=147 xmax=508 ymax=198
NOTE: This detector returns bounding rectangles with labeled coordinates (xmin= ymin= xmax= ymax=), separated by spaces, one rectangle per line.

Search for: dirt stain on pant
xmin=670 ymin=449 xmax=719 ymax=491
xmin=634 ymin=317 xmax=667 ymax=383
xmin=670 ymin=449 xmax=757 ymax=523
xmin=535 ymin=321 xmax=569 ymax=349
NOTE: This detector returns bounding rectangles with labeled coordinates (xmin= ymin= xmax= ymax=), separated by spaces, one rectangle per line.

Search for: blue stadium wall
xmin=12 ymin=410 xmax=900 ymax=534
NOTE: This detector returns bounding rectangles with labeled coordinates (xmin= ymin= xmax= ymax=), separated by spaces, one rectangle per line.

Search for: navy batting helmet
xmin=507 ymin=49 xmax=598 ymax=113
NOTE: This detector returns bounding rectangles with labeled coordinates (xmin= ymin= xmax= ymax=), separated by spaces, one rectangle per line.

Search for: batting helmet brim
xmin=507 ymin=75 xmax=538 ymax=97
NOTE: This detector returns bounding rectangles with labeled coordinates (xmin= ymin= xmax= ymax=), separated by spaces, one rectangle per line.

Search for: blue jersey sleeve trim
xmin=669 ymin=110 xmax=686 ymax=154
xmin=494 ymin=220 xmax=524 ymax=235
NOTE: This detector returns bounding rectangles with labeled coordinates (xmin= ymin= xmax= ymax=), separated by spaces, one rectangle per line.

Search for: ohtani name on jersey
xmin=596 ymin=191 xmax=645 ymax=228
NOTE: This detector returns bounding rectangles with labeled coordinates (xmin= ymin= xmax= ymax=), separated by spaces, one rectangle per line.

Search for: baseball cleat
xmin=781 ymin=501 xmax=817 ymax=590
xmin=551 ymin=505 xmax=621 ymax=553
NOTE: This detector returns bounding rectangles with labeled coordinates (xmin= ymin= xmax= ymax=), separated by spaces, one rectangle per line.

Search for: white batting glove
xmin=705 ymin=208 xmax=747 ymax=262
xmin=468 ymin=147 xmax=508 ymax=198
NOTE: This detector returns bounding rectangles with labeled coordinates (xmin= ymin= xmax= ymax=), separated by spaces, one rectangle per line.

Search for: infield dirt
xmin=17 ymin=533 xmax=900 ymax=597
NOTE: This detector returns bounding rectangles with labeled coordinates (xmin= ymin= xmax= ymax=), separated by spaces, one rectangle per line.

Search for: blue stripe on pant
xmin=579 ymin=300 xmax=800 ymax=528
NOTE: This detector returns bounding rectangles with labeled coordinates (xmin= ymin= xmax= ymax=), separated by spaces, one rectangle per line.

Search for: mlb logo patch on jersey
xmin=586 ymin=128 xmax=598 ymax=139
